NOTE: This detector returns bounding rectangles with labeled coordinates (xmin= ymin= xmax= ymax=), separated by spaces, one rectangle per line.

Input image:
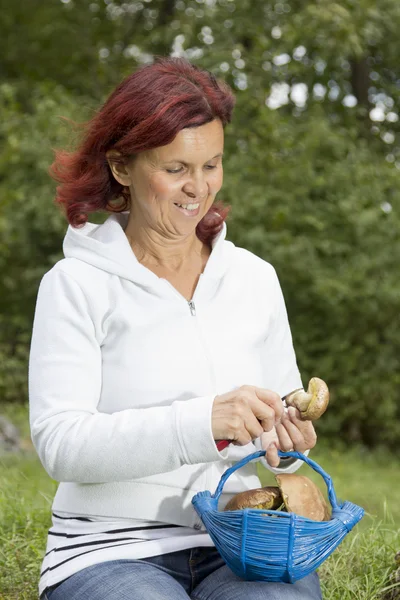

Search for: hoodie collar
xmin=63 ymin=212 xmax=233 ymax=290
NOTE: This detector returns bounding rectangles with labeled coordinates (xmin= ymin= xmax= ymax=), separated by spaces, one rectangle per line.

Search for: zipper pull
xmin=188 ymin=300 xmax=196 ymax=316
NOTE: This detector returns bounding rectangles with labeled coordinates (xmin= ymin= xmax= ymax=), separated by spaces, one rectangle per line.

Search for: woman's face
xmin=110 ymin=118 xmax=224 ymax=238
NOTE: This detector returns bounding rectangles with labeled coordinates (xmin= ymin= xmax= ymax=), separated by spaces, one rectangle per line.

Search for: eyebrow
xmin=163 ymin=153 xmax=224 ymax=165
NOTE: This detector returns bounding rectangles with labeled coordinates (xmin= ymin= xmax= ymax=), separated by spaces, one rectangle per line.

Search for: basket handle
xmin=213 ymin=450 xmax=340 ymax=510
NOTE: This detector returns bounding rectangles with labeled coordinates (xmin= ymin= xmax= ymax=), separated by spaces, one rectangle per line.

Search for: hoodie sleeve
xmin=254 ymin=266 xmax=309 ymax=475
xmin=29 ymin=267 xmax=221 ymax=484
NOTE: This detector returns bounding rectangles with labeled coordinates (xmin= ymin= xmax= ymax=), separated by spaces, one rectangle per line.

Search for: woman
xmin=29 ymin=57 xmax=321 ymax=600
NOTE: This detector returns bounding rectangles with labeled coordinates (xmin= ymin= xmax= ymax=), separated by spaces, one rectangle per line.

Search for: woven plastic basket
xmin=192 ymin=450 xmax=364 ymax=583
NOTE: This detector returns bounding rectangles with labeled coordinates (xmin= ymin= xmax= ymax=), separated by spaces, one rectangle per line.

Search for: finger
xmin=287 ymin=406 xmax=303 ymax=423
xmin=250 ymin=401 xmax=276 ymax=432
xmin=275 ymin=419 xmax=297 ymax=452
xmin=228 ymin=409 xmax=263 ymax=446
xmin=278 ymin=413 xmax=311 ymax=453
xmin=287 ymin=405 xmax=315 ymax=429
xmin=242 ymin=409 xmax=265 ymax=441
xmin=265 ymin=441 xmax=280 ymax=468
xmin=287 ymin=407 xmax=318 ymax=449
xmin=253 ymin=387 xmax=284 ymax=422
xmin=260 ymin=428 xmax=279 ymax=451
xmin=238 ymin=389 xmax=277 ymax=433
xmin=230 ymin=427 xmax=253 ymax=446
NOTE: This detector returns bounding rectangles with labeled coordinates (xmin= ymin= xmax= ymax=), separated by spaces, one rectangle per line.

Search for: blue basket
xmin=192 ymin=450 xmax=364 ymax=583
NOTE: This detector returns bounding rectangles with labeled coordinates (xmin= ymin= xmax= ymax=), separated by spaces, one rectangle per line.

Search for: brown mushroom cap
xmin=223 ymin=486 xmax=283 ymax=511
xmin=275 ymin=473 xmax=330 ymax=521
xmin=285 ymin=377 xmax=329 ymax=421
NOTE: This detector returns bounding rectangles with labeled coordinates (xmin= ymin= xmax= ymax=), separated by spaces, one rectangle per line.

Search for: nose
xmin=182 ymin=172 xmax=208 ymax=200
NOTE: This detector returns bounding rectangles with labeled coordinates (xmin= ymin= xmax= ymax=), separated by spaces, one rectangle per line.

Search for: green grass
xmin=0 ymin=454 xmax=57 ymax=599
xmin=318 ymin=523 xmax=400 ymax=599
xmin=0 ymin=405 xmax=399 ymax=599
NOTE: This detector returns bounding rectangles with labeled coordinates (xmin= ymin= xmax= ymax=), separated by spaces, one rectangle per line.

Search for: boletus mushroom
xmin=224 ymin=486 xmax=283 ymax=511
xmin=285 ymin=377 xmax=329 ymax=421
xmin=224 ymin=475 xmax=330 ymax=522
xmin=276 ymin=473 xmax=330 ymax=521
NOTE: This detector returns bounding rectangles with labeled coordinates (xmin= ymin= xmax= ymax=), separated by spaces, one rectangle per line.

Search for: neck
xmin=125 ymin=222 xmax=205 ymax=272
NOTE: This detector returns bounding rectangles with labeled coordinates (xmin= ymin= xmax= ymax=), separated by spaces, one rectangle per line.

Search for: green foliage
xmin=0 ymin=83 xmax=90 ymax=404
xmin=1 ymin=1 xmax=400 ymax=450
xmin=223 ymin=99 xmax=400 ymax=448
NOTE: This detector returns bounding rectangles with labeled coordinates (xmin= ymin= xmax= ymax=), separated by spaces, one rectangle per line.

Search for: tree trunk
xmin=350 ymin=56 xmax=370 ymax=107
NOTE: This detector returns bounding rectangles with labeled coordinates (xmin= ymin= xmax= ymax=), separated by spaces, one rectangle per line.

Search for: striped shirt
xmin=39 ymin=511 xmax=214 ymax=597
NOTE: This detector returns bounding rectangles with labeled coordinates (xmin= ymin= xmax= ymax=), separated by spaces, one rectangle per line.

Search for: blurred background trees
xmin=1 ymin=0 xmax=399 ymax=450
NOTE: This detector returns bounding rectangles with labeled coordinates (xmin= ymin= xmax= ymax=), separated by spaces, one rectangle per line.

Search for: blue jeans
xmin=43 ymin=547 xmax=322 ymax=600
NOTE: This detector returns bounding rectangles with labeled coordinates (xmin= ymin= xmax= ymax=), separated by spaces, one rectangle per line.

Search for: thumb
xmin=260 ymin=428 xmax=279 ymax=450
xmin=265 ymin=441 xmax=280 ymax=468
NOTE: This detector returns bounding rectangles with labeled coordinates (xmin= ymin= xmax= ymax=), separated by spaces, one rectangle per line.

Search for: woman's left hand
xmin=260 ymin=406 xmax=317 ymax=468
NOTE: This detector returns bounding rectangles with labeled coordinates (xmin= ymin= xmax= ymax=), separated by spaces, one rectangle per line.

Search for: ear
xmin=106 ymin=150 xmax=132 ymax=186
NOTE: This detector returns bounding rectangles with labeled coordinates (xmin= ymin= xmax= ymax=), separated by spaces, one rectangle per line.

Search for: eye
xmin=166 ymin=168 xmax=183 ymax=174
xmin=205 ymin=165 xmax=217 ymax=170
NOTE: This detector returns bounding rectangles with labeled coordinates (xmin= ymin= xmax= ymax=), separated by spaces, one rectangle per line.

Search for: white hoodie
xmin=29 ymin=213 xmax=305 ymax=529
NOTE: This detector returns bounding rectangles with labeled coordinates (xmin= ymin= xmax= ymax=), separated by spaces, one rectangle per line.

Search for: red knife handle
xmin=216 ymin=440 xmax=230 ymax=451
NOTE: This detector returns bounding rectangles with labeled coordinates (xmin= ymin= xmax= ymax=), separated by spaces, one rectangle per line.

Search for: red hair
xmin=50 ymin=57 xmax=235 ymax=244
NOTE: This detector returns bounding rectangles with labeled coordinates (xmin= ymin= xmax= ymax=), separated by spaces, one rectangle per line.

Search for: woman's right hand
xmin=211 ymin=385 xmax=284 ymax=446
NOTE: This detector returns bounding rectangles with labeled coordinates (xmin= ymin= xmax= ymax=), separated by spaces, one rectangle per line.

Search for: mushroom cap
xmin=275 ymin=473 xmax=331 ymax=521
xmin=286 ymin=377 xmax=329 ymax=421
xmin=305 ymin=377 xmax=329 ymax=420
xmin=223 ymin=486 xmax=283 ymax=511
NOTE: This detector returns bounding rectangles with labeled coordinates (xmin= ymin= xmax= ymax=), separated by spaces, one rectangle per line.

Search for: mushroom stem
xmin=285 ymin=389 xmax=312 ymax=413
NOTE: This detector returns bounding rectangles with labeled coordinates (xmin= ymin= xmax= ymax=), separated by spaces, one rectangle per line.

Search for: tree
xmin=1 ymin=0 xmax=400 ymax=449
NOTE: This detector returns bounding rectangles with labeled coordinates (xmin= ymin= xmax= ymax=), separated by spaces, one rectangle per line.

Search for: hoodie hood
xmin=63 ymin=212 xmax=233 ymax=291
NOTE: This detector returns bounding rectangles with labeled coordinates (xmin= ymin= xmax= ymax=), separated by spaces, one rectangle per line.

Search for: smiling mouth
xmin=173 ymin=202 xmax=200 ymax=211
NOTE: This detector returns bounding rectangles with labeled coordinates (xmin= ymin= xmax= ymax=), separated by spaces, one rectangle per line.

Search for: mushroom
xmin=284 ymin=377 xmax=329 ymax=421
xmin=224 ymin=486 xmax=283 ymax=511
xmin=224 ymin=475 xmax=330 ymax=522
xmin=275 ymin=473 xmax=330 ymax=521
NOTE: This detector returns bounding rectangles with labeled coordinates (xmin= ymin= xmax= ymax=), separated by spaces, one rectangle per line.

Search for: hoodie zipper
xmin=188 ymin=300 xmax=196 ymax=316
xmin=187 ymin=297 xmax=219 ymax=530
xmin=162 ymin=285 xmax=218 ymax=528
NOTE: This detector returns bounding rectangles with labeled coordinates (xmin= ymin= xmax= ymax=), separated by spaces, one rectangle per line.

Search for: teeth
xmin=176 ymin=203 xmax=200 ymax=211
